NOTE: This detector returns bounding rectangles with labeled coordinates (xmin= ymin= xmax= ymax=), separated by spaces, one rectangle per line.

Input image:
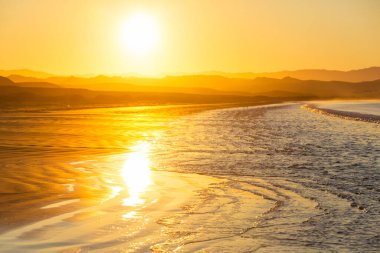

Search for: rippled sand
xmin=1 ymin=168 xmax=223 ymax=253
xmin=0 ymin=102 xmax=379 ymax=252
xmin=0 ymin=105 xmax=227 ymax=252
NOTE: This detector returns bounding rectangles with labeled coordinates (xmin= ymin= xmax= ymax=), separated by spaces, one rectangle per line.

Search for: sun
xmin=119 ymin=13 xmax=160 ymax=57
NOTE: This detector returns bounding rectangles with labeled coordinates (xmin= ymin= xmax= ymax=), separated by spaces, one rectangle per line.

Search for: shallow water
xmin=151 ymin=102 xmax=380 ymax=252
xmin=316 ymin=101 xmax=380 ymax=117
xmin=0 ymin=102 xmax=379 ymax=252
xmin=305 ymin=101 xmax=380 ymax=123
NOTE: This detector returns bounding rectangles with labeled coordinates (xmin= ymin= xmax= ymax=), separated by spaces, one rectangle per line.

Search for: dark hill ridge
xmin=2 ymin=75 xmax=380 ymax=99
xmin=0 ymin=76 xmax=15 ymax=86
xmin=247 ymin=77 xmax=380 ymax=98
xmin=0 ymin=76 xmax=59 ymax=88
xmin=203 ymin=67 xmax=380 ymax=82
xmin=0 ymin=86 xmax=288 ymax=110
xmin=15 ymin=82 xmax=60 ymax=88
xmin=3 ymin=66 xmax=380 ymax=83
xmin=0 ymin=69 xmax=53 ymax=79
xmin=1 ymin=74 xmax=378 ymax=111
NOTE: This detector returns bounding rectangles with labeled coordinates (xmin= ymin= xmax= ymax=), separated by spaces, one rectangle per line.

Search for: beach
xmin=0 ymin=169 xmax=223 ymax=253
xmin=2 ymin=1 xmax=380 ymax=251
xmin=0 ymin=101 xmax=379 ymax=252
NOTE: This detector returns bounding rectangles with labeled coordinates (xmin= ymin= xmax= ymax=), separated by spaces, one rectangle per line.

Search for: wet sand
xmin=1 ymin=102 xmax=379 ymax=252
xmin=0 ymin=103 xmax=275 ymax=252
xmin=0 ymin=168 xmax=226 ymax=253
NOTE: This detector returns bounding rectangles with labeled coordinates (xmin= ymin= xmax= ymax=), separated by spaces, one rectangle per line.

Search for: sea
xmin=0 ymin=101 xmax=379 ymax=252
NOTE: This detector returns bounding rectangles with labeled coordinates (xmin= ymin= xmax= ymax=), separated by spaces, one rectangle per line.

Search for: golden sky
xmin=0 ymin=0 xmax=379 ymax=76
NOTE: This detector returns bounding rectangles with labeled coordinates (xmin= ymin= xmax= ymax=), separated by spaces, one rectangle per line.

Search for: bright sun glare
xmin=120 ymin=13 xmax=160 ymax=57
xmin=121 ymin=142 xmax=152 ymax=206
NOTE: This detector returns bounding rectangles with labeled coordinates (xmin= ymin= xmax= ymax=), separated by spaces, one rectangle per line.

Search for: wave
xmin=303 ymin=104 xmax=380 ymax=123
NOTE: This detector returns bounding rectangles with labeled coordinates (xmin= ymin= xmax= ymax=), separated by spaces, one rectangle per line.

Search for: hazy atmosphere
xmin=0 ymin=1 xmax=379 ymax=253
xmin=1 ymin=0 xmax=380 ymax=75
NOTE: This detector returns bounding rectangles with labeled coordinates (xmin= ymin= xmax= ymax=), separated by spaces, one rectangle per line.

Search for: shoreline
xmin=303 ymin=103 xmax=380 ymax=123
xmin=1 ymin=100 xmax=379 ymax=252
xmin=0 ymin=170 xmax=225 ymax=253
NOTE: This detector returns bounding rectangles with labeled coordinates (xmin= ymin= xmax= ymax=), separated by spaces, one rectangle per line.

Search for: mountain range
xmin=202 ymin=67 xmax=380 ymax=82
xmin=2 ymin=66 xmax=380 ymax=83
xmin=1 ymin=67 xmax=380 ymax=109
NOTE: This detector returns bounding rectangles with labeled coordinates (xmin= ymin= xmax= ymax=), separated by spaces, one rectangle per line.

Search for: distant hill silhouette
xmin=3 ymin=67 xmax=380 ymax=82
xmin=203 ymin=67 xmax=380 ymax=82
xmin=6 ymin=74 xmax=248 ymax=95
xmin=2 ymin=66 xmax=380 ymax=100
xmin=2 ymin=74 xmax=380 ymax=99
xmin=15 ymin=82 xmax=60 ymax=88
xmin=1 ymin=75 xmax=380 ymax=102
xmin=245 ymin=77 xmax=380 ymax=98
xmin=150 ymin=75 xmax=380 ymax=98
xmin=0 ymin=76 xmax=59 ymax=88
xmin=0 ymin=86 xmax=288 ymax=110
xmin=0 ymin=76 xmax=15 ymax=86
xmin=0 ymin=69 xmax=53 ymax=79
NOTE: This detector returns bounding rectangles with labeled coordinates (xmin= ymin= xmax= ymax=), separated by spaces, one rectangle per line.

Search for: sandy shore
xmin=0 ymin=104 xmax=277 ymax=252
xmin=3 ymin=102 xmax=377 ymax=252
xmin=0 ymin=169 xmax=224 ymax=253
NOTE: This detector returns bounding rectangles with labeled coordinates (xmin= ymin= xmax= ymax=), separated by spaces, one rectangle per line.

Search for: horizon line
xmin=1 ymin=66 xmax=380 ymax=79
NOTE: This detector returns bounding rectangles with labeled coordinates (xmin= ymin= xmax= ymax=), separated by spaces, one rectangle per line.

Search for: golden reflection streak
xmin=121 ymin=142 xmax=152 ymax=206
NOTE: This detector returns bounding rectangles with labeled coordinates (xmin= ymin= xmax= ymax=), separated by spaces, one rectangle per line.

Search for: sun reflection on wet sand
xmin=121 ymin=142 xmax=152 ymax=206
xmin=122 ymin=211 xmax=138 ymax=219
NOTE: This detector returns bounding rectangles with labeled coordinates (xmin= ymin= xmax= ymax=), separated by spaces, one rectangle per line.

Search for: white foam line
xmin=41 ymin=199 xmax=80 ymax=209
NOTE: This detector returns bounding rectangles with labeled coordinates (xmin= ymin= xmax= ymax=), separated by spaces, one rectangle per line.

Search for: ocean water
xmin=0 ymin=102 xmax=379 ymax=252
xmin=316 ymin=101 xmax=380 ymax=117
xmin=306 ymin=101 xmax=380 ymax=123
xmin=150 ymin=102 xmax=380 ymax=252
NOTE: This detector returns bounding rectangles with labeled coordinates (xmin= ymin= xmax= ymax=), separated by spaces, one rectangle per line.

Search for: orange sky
xmin=0 ymin=0 xmax=379 ymax=76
